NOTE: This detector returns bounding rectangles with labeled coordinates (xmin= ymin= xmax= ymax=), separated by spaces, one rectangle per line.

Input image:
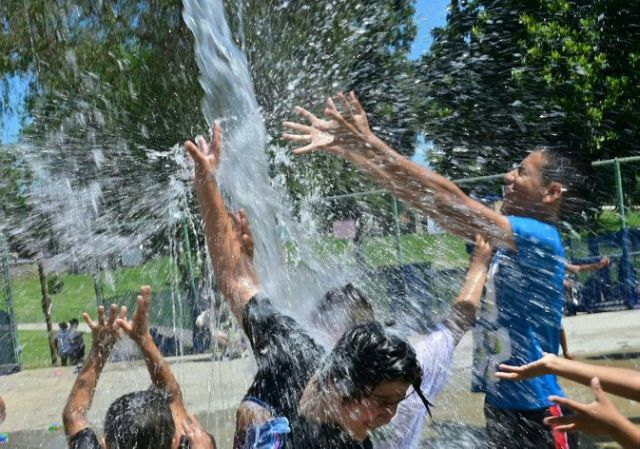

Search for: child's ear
xmin=543 ymin=181 xmax=564 ymax=204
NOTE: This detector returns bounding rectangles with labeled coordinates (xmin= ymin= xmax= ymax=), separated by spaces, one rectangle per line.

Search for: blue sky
xmin=410 ymin=0 xmax=449 ymax=60
xmin=0 ymin=1 xmax=449 ymax=145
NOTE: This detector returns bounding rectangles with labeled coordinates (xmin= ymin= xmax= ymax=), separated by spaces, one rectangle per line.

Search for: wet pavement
xmin=2 ymin=309 xmax=640 ymax=448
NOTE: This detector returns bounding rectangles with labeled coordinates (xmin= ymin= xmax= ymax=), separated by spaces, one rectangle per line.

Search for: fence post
xmin=0 ymin=233 xmax=20 ymax=372
xmin=614 ymin=159 xmax=626 ymax=229
xmin=391 ymin=196 xmax=403 ymax=264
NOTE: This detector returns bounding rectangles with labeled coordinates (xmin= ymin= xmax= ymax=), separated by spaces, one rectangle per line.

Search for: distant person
xmin=284 ymin=92 xmax=592 ymax=449
xmin=0 ymin=395 xmax=5 ymax=425
xmin=56 ymin=321 xmax=74 ymax=366
xmin=497 ymin=353 xmax=640 ymax=448
xmin=561 ymin=256 xmax=611 ymax=359
xmin=62 ymin=286 xmax=216 ymax=449
xmin=69 ymin=318 xmax=86 ymax=368
xmin=564 ymin=256 xmax=610 ymax=315
xmin=186 ymin=123 xmax=428 ymax=449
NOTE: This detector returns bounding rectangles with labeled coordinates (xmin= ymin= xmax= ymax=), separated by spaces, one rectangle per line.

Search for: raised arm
xmin=284 ymin=93 xmax=514 ymax=248
xmin=443 ymin=235 xmax=492 ymax=342
xmin=62 ymin=304 xmax=124 ymax=440
xmin=116 ymin=286 xmax=186 ymax=412
xmin=496 ymin=353 xmax=640 ymax=401
xmin=184 ymin=123 xmax=260 ymax=323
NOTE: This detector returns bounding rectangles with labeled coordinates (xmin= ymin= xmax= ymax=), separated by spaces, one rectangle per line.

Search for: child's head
xmin=318 ymin=322 xmax=423 ymax=439
xmin=312 ymin=283 xmax=375 ymax=339
xmin=104 ymin=388 xmax=175 ymax=449
xmin=502 ymin=147 xmax=591 ymax=222
xmin=69 ymin=318 xmax=79 ymax=329
xmin=59 ymin=321 xmax=68 ymax=331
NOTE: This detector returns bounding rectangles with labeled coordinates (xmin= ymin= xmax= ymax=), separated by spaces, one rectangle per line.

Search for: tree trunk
xmin=37 ymin=259 xmax=57 ymax=366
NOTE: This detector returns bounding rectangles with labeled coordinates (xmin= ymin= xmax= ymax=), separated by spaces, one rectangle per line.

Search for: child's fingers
xmin=115 ymin=318 xmax=132 ymax=333
xmin=107 ymin=304 xmax=118 ymax=327
xmin=82 ymin=312 xmax=96 ymax=330
xmin=294 ymin=106 xmax=319 ymax=124
xmin=97 ymin=305 xmax=106 ymax=326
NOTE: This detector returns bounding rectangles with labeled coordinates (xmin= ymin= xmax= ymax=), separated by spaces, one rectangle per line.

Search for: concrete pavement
xmin=3 ymin=309 xmax=640 ymax=448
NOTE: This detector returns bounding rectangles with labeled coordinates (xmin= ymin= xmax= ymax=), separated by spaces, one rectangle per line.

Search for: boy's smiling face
xmin=501 ymin=151 xmax=562 ymax=218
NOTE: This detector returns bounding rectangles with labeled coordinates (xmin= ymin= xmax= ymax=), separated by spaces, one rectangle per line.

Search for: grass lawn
xmin=12 ymin=257 xmax=179 ymax=325
xmin=17 ymin=330 xmax=91 ymax=370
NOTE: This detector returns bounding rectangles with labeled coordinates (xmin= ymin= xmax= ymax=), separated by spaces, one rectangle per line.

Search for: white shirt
xmin=376 ymin=324 xmax=457 ymax=449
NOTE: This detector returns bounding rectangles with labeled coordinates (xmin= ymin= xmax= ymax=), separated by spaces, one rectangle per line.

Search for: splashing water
xmin=182 ymin=0 xmax=357 ymax=311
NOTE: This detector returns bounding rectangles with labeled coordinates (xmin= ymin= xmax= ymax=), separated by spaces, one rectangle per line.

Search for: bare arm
xmin=284 ymin=93 xmax=514 ymax=248
xmin=566 ymin=256 xmax=610 ymax=274
xmin=497 ymin=353 xmax=640 ymax=401
xmin=117 ymin=286 xmax=186 ymax=415
xmin=559 ymin=328 xmax=574 ymax=360
xmin=185 ymin=123 xmax=260 ymax=323
xmin=443 ymin=235 xmax=492 ymax=342
xmin=63 ymin=304 xmax=123 ymax=440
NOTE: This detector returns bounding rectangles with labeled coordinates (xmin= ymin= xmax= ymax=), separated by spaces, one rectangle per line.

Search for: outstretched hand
xmin=84 ymin=304 xmax=126 ymax=358
xmin=495 ymin=353 xmax=557 ymax=381
xmin=283 ymin=91 xmax=380 ymax=159
xmin=184 ymin=122 xmax=222 ymax=185
xmin=544 ymin=377 xmax=630 ymax=438
xmin=116 ymin=285 xmax=152 ymax=343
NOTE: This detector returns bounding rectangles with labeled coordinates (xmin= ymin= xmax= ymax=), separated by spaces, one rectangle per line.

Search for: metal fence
xmin=314 ymin=156 xmax=640 ymax=319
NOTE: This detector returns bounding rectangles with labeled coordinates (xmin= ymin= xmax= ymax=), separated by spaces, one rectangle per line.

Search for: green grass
xmin=17 ymin=330 xmax=91 ymax=370
xmin=312 ymin=233 xmax=469 ymax=268
xmin=595 ymin=209 xmax=640 ymax=233
xmin=12 ymin=257 xmax=180 ymax=324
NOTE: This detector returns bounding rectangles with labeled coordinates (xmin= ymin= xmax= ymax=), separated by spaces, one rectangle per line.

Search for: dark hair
xmin=104 ymin=388 xmax=175 ymax=449
xmin=313 ymin=283 xmax=375 ymax=324
xmin=59 ymin=322 xmax=68 ymax=330
xmin=537 ymin=145 xmax=594 ymax=223
xmin=69 ymin=318 xmax=79 ymax=327
xmin=320 ymin=322 xmax=422 ymax=402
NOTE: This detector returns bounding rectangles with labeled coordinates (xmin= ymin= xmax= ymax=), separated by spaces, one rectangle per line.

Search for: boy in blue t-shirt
xmin=284 ymin=92 xmax=592 ymax=448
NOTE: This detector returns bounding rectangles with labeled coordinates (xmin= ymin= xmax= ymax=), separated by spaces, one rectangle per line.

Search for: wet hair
xmin=104 ymin=388 xmax=175 ymax=449
xmin=312 ymin=283 xmax=375 ymax=326
xmin=536 ymin=145 xmax=593 ymax=223
xmin=59 ymin=322 xmax=68 ymax=330
xmin=69 ymin=318 xmax=79 ymax=328
xmin=320 ymin=322 xmax=423 ymax=402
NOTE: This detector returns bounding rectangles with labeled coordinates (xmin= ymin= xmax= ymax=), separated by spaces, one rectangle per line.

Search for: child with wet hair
xmin=62 ymin=286 xmax=216 ymax=449
xmin=185 ymin=123 xmax=430 ymax=449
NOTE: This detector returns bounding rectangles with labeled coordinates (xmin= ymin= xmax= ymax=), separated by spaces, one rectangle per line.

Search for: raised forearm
xmin=136 ymin=334 xmax=185 ymax=406
xmin=548 ymin=357 xmax=640 ymax=401
xmin=444 ymin=263 xmax=489 ymax=339
xmin=62 ymin=346 xmax=108 ymax=435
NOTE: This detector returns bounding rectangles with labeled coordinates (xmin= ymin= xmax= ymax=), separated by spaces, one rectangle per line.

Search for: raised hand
xmin=544 ymin=377 xmax=639 ymax=446
xmin=116 ymin=285 xmax=152 ymax=343
xmin=83 ymin=303 xmax=125 ymax=358
xmin=283 ymin=91 xmax=380 ymax=159
xmin=184 ymin=122 xmax=222 ymax=184
xmin=495 ymin=353 xmax=557 ymax=381
xmin=596 ymin=256 xmax=610 ymax=270
xmin=470 ymin=235 xmax=493 ymax=267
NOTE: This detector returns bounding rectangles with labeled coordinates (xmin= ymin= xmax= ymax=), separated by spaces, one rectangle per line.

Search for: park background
xmin=0 ymin=1 xmax=639 ymax=448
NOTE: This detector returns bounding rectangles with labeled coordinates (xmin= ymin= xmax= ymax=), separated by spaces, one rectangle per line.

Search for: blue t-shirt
xmin=472 ymin=216 xmax=565 ymax=410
